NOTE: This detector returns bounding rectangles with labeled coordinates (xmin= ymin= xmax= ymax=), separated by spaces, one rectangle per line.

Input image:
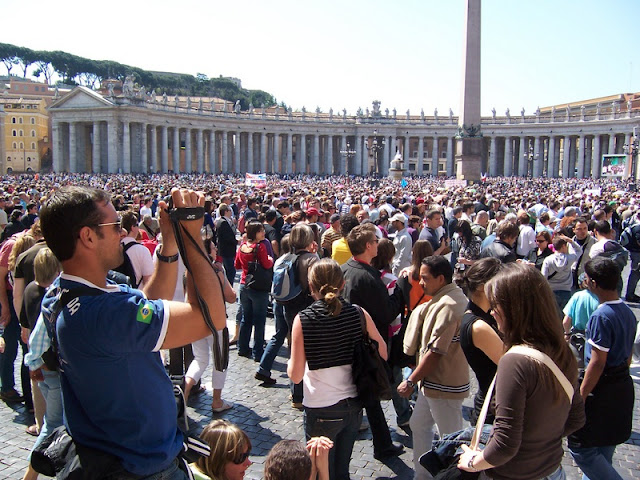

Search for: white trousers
xmin=410 ymin=391 xmax=464 ymax=480
xmin=185 ymin=331 xmax=227 ymax=390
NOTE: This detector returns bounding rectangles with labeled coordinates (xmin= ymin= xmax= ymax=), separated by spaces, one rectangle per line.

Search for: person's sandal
xmin=212 ymin=400 xmax=233 ymax=413
xmin=26 ymin=424 xmax=39 ymax=436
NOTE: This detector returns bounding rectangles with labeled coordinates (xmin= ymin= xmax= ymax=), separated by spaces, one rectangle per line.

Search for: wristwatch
xmin=405 ymin=379 xmax=415 ymax=388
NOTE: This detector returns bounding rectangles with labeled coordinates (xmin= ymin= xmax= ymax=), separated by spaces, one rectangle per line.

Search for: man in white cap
xmin=391 ymin=213 xmax=412 ymax=276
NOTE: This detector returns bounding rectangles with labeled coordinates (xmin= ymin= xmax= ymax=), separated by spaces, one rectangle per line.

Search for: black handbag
xmin=351 ymin=305 xmax=392 ymax=401
xmin=245 ymin=244 xmax=272 ymax=292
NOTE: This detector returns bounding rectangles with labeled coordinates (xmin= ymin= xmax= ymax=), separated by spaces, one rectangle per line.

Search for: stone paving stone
xmin=1 ymin=301 xmax=639 ymax=479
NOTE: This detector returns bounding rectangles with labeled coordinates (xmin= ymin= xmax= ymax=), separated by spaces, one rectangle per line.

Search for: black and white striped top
xmin=299 ymin=298 xmax=363 ymax=371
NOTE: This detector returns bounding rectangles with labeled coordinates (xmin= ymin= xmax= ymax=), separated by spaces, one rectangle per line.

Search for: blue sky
xmin=3 ymin=0 xmax=638 ymax=115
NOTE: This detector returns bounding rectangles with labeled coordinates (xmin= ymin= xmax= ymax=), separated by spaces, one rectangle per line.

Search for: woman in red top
xmin=235 ymin=221 xmax=274 ymax=361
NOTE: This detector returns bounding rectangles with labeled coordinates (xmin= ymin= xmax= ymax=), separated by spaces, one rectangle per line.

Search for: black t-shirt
xmin=15 ymin=240 xmax=48 ymax=286
xmin=20 ymin=281 xmax=47 ymax=330
xmin=264 ymin=223 xmax=279 ymax=248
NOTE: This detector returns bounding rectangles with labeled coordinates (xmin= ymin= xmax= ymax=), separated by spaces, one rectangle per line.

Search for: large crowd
xmin=0 ymin=172 xmax=638 ymax=480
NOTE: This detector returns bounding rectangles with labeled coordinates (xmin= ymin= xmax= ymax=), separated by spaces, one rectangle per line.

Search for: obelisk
xmin=455 ymin=0 xmax=482 ymax=182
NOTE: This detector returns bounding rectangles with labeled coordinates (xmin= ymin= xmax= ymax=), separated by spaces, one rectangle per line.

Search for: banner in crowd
xmin=444 ymin=179 xmax=468 ymax=189
xmin=601 ymin=154 xmax=629 ymax=177
xmin=245 ymin=173 xmax=267 ymax=188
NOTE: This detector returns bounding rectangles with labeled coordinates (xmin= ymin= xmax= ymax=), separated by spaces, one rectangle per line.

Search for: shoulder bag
xmin=245 ymin=244 xmax=273 ymax=292
xmin=351 ymin=304 xmax=392 ymax=401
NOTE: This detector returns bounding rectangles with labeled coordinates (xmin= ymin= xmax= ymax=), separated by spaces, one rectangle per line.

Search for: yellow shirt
xmin=331 ymin=238 xmax=352 ymax=265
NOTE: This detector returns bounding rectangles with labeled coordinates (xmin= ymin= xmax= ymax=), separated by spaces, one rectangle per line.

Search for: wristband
xmin=156 ymin=250 xmax=179 ymax=263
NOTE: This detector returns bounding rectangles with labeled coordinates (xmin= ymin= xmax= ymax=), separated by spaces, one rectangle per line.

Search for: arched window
xmin=31 ymin=130 xmax=36 ymax=137
xmin=31 ymin=143 xmax=36 ymax=149
xmin=19 ymin=142 xmax=23 ymax=149
xmin=30 ymin=118 xmax=35 ymax=125
xmin=6 ymin=157 xmax=10 ymax=163
xmin=12 ymin=130 xmax=16 ymax=136
xmin=27 ymin=157 xmax=31 ymax=162
xmin=18 ymin=117 xmax=23 ymax=124
xmin=12 ymin=143 xmax=17 ymax=149
xmin=11 ymin=117 xmax=16 ymax=124
xmin=19 ymin=130 xmax=23 ymax=136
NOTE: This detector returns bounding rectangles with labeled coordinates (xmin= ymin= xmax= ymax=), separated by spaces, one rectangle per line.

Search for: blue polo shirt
xmin=42 ymin=274 xmax=181 ymax=476
xmin=585 ymin=300 xmax=637 ymax=367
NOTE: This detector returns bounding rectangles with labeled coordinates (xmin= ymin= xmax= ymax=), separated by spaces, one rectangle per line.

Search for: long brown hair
xmin=485 ymin=263 xmax=577 ymax=401
xmin=411 ymin=240 xmax=434 ymax=281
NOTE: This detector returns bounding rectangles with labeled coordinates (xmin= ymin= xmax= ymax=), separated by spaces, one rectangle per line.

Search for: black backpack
xmin=113 ymin=242 xmax=141 ymax=288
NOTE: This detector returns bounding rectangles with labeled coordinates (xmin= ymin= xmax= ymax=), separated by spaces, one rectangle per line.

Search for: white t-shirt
xmin=122 ymin=237 xmax=154 ymax=287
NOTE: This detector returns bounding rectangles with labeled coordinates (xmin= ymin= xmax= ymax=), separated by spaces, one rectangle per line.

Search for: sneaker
xmin=291 ymin=401 xmax=303 ymax=410
xmin=0 ymin=389 xmax=24 ymax=403
xmin=254 ymin=372 xmax=276 ymax=385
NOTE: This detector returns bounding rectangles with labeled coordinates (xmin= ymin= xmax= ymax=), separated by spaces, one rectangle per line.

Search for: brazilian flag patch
xmin=136 ymin=301 xmax=154 ymax=324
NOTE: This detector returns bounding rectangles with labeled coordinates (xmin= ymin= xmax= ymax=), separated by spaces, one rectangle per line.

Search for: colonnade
xmin=49 ymin=88 xmax=640 ymax=178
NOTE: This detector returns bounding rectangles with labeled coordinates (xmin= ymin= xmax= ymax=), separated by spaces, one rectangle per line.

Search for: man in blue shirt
xmin=37 ymin=186 xmax=226 ymax=478
xmin=568 ymin=257 xmax=637 ymax=480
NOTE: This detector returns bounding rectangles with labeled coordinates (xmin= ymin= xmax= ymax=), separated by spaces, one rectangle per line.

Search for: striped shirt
xmin=299 ymin=298 xmax=363 ymax=371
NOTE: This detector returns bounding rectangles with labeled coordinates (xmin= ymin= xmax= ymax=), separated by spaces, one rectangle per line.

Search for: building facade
xmin=46 ymin=86 xmax=640 ymax=178
xmin=1 ymin=97 xmax=50 ymax=173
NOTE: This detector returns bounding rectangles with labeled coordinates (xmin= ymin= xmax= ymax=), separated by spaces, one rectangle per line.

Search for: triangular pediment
xmin=49 ymin=86 xmax=114 ymax=110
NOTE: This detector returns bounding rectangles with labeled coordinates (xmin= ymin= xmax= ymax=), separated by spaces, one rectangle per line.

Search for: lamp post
xmin=339 ymin=141 xmax=356 ymax=176
xmin=623 ymin=127 xmax=639 ymax=179
xmin=525 ymin=144 xmax=538 ymax=177
xmin=366 ymin=129 xmax=385 ymax=177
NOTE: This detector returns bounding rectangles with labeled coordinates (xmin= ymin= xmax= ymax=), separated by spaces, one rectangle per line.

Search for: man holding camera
xmin=35 ymin=186 xmax=226 ymax=479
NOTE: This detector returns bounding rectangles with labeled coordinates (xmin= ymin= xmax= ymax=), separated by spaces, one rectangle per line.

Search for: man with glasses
xmin=34 ymin=186 xmax=226 ymax=479
xmin=571 ymin=217 xmax=596 ymax=290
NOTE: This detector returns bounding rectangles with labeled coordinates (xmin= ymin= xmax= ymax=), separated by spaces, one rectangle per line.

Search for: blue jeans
xmin=626 ymin=251 xmax=640 ymax=298
xmin=257 ymin=301 xmax=286 ymax=378
xmin=304 ymin=398 xmax=362 ymax=480
xmin=284 ymin=304 xmax=304 ymax=403
xmin=222 ymin=256 xmax=236 ymax=286
xmin=30 ymin=370 xmax=63 ymax=458
xmin=239 ymin=286 xmax=269 ymax=360
xmin=0 ymin=298 xmax=20 ymax=393
xmin=569 ymin=445 xmax=623 ymax=480
xmin=391 ymin=365 xmax=412 ymax=425
xmin=141 ymin=460 xmax=188 ymax=479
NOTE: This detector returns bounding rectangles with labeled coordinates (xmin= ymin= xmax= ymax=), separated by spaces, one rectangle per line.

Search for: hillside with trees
xmin=0 ymin=43 xmax=280 ymax=110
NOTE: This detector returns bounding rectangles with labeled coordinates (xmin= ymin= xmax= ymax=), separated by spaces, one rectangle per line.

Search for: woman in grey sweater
xmin=541 ymin=235 xmax=583 ymax=315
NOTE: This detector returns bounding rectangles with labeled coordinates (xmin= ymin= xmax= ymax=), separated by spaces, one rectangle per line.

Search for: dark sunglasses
xmin=232 ymin=450 xmax=251 ymax=464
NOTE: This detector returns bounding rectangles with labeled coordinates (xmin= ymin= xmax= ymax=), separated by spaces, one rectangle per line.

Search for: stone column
xmin=562 ymin=135 xmax=571 ymax=178
xmin=69 ymin=122 xmax=78 ymax=173
xmin=150 ymin=125 xmax=158 ymax=173
xmin=107 ymin=121 xmax=118 ymax=173
xmin=446 ymin=137 xmax=454 ymax=176
xmin=577 ymin=134 xmax=586 ymax=178
xmin=184 ymin=128 xmax=192 ymax=173
xmin=534 ymin=136 xmax=542 ymax=177
xmin=504 ymin=137 xmax=512 ymax=176
xmin=260 ymin=133 xmax=267 ymax=173
xmin=221 ymin=131 xmax=229 ymax=173
xmin=431 ymin=137 xmax=439 ymax=175
xmin=592 ymin=135 xmax=601 ymax=177
xmin=326 ymin=135 xmax=333 ymax=174
xmin=161 ymin=126 xmax=168 ymax=173
xmin=140 ymin=123 xmax=148 ymax=173
xmin=52 ymin=121 xmax=62 ymax=172
xmin=313 ymin=135 xmax=320 ymax=174
xmin=298 ymin=134 xmax=306 ymax=174
xmin=548 ymin=136 xmax=557 ymax=178
xmin=122 ymin=121 xmax=131 ymax=173
xmin=92 ymin=121 xmax=101 ymax=173
xmin=518 ymin=137 xmax=526 ymax=176
xmin=339 ymin=135 xmax=346 ymax=174
xmin=196 ymin=129 xmax=204 ymax=172
xmin=354 ymin=135 xmax=363 ymax=175
xmin=417 ymin=136 xmax=424 ymax=175
xmin=245 ymin=132 xmax=252 ymax=173
xmin=585 ymin=136 xmax=593 ymax=178
xmin=286 ymin=133 xmax=293 ymax=174
xmin=382 ymin=138 xmax=389 ymax=175
xmin=608 ymin=133 xmax=615 ymax=155
xmin=273 ymin=133 xmax=280 ymax=173
xmin=172 ymin=128 xmax=180 ymax=172
xmin=208 ymin=130 xmax=217 ymax=173
xmin=489 ymin=136 xmax=497 ymax=176
xmin=234 ymin=132 xmax=241 ymax=174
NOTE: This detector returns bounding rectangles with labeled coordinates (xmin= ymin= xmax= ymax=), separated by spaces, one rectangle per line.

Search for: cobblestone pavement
xmin=1 ymin=301 xmax=639 ymax=479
